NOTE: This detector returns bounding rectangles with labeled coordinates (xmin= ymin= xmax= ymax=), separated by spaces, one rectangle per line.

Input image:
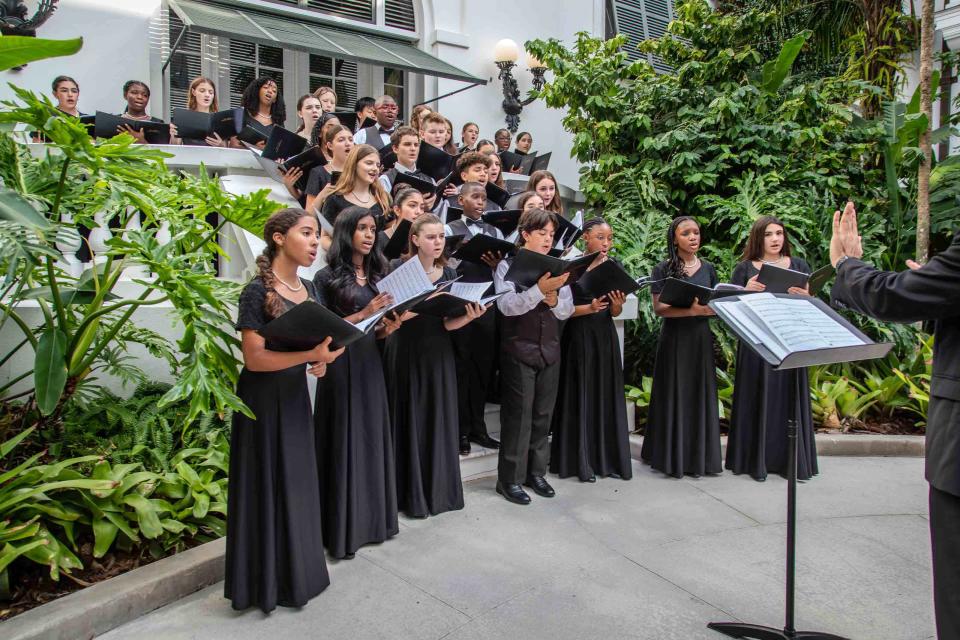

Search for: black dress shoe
xmin=496 ymin=482 xmax=531 ymax=505
xmin=582 ymin=475 xmax=597 ymax=483
xmin=470 ymin=434 xmax=500 ymax=450
xmin=459 ymin=436 xmax=471 ymax=455
xmin=524 ymin=475 xmax=555 ymax=498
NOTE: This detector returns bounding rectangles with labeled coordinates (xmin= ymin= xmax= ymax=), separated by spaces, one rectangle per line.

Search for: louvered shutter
xmin=608 ymin=0 xmax=676 ymax=72
xmin=309 ymin=55 xmax=359 ymax=109
xmin=305 ymin=0 xmax=374 ymax=24
xmin=385 ymin=0 xmax=416 ymax=32
xmin=167 ymin=10 xmax=203 ymax=110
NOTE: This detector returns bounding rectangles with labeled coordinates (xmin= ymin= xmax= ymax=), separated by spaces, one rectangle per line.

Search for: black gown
xmin=726 ymin=258 xmax=818 ymax=481
xmin=641 ymin=261 xmax=723 ymax=478
xmin=383 ymin=263 xmax=464 ymax=517
xmin=313 ymin=267 xmax=399 ymax=558
xmin=225 ymin=278 xmax=329 ymax=613
xmin=550 ymin=269 xmax=633 ymax=481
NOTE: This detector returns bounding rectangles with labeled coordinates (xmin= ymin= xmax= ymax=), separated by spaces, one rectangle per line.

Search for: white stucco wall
xmin=0 ymin=0 xmax=164 ymax=117
xmin=1 ymin=0 xmax=601 ymax=190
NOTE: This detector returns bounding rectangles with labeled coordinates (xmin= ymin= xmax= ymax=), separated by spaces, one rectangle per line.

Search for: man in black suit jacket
xmin=830 ymin=201 xmax=960 ymax=639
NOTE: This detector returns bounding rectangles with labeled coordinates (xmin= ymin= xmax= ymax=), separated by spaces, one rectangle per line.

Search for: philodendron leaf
xmin=35 ymin=328 xmax=68 ymax=416
xmin=0 ymin=35 xmax=83 ymax=72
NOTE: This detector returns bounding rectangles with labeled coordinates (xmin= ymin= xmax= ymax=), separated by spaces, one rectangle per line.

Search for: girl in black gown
xmin=550 ymin=217 xmax=633 ymax=482
xmin=641 ymin=216 xmax=723 ymax=478
xmin=313 ymin=206 xmax=402 ymax=559
xmin=727 ymin=216 xmax=818 ymax=481
xmin=226 ymin=209 xmax=344 ymax=613
xmin=383 ymin=214 xmax=488 ymax=517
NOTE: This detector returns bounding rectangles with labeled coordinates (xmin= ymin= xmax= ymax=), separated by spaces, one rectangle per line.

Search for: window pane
xmin=259 ymin=44 xmax=284 ymax=70
xmin=383 ymin=67 xmax=404 ymax=87
xmin=310 ymin=54 xmax=333 ymax=77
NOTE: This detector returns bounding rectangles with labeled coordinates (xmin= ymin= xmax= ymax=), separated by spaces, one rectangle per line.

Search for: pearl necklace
xmin=762 ymin=255 xmax=785 ymax=265
xmin=683 ymin=256 xmax=700 ymax=271
xmin=351 ymin=190 xmax=372 ymax=205
xmin=272 ymin=270 xmax=303 ymax=291
xmin=353 ymin=263 xmax=367 ymax=281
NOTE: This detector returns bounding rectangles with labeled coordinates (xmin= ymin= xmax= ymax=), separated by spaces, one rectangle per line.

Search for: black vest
xmin=501 ymin=300 xmax=562 ymax=370
xmin=361 ymin=125 xmax=388 ymax=150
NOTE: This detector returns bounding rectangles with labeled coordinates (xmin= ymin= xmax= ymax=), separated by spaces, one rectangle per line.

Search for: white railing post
xmin=55 ymin=213 xmax=83 ymax=278
xmin=87 ymin=209 xmax=112 ymax=267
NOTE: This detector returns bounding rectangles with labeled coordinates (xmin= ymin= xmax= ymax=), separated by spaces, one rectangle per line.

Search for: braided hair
xmin=255 ymin=208 xmax=314 ymax=319
xmin=581 ymin=216 xmax=607 ymax=235
xmin=665 ymin=215 xmax=698 ymax=280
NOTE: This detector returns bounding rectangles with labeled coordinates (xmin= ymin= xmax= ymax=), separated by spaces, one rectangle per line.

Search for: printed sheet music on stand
xmin=704 ymin=292 xmax=892 ymax=640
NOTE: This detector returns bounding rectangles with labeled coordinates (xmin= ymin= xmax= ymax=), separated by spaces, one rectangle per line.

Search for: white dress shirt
xmin=494 ymin=258 xmax=574 ymax=319
xmin=353 ymin=124 xmax=392 ymax=148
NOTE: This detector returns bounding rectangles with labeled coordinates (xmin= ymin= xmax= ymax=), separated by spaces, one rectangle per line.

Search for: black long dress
xmin=225 ymin=278 xmax=329 ymax=613
xmin=383 ymin=263 xmax=464 ymax=517
xmin=641 ymin=261 xmax=723 ymax=478
xmin=726 ymin=258 xmax=818 ymax=481
xmin=313 ymin=267 xmax=399 ymax=558
xmin=550 ymin=269 xmax=633 ymax=481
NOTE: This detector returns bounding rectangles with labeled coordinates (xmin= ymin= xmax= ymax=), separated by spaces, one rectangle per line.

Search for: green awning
xmin=167 ymin=0 xmax=485 ymax=85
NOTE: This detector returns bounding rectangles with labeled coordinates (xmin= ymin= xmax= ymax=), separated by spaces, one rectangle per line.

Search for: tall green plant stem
xmin=45 ymin=158 xmax=72 ymax=332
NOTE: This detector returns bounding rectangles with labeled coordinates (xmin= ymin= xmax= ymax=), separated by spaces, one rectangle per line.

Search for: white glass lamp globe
xmin=493 ymin=39 xmax=520 ymax=63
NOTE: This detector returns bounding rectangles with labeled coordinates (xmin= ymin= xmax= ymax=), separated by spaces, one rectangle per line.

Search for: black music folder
xmin=262 ymin=126 xmax=308 ymax=161
xmin=171 ymin=107 xmax=243 ymax=140
xmin=412 ymin=291 xmax=506 ymax=318
xmin=530 ymin=152 xmax=551 ymax=173
xmin=808 ymin=264 xmax=834 ymax=295
xmin=94 ymin=112 xmax=170 ymax=143
xmin=382 ymin=218 xmax=412 ymax=260
xmin=379 ymin=144 xmax=398 ymax=171
xmin=451 ymin=233 xmax=517 ymax=264
xmin=333 ymin=111 xmax=376 ymax=133
xmin=258 ymin=300 xmax=389 ymax=350
xmin=657 ymin=278 xmax=745 ymax=308
xmin=577 ymin=259 xmax=641 ymax=298
xmin=237 ymin=118 xmax=274 ymax=146
xmin=504 ymin=249 xmax=597 ymax=290
xmin=393 ymin=170 xmax=437 ymax=196
xmin=499 ymin=150 xmax=535 ymax=175
xmin=756 ymin=262 xmax=811 ymax=293
xmin=485 ymin=182 xmax=511 ymax=208
xmin=481 ymin=209 xmax=522 ymax=236
xmin=419 ymin=143 xmax=461 ymax=182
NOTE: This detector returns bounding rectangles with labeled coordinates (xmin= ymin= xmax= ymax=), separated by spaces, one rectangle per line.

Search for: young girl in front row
xmin=226 ymin=209 xmax=344 ymax=612
xmin=642 ymin=216 xmax=722 ymax=478
xmin=313 ymin=207 xmax=402 ymax=559
xmin=726 ymin=216 xmax=817 ymax=482
xmin=550 ymin=218 xmax=633 ymax=482
xmin=383 ymin=215 xmax=488 ymax=518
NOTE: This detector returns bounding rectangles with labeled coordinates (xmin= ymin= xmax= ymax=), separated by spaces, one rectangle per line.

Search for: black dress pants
xmin=930 ymin=485 xmax=960 ymax=640
xmin=497 ymin=353 xmax=560 ymax=485
xmin=452 ymin=312 xmax=497 ymax=440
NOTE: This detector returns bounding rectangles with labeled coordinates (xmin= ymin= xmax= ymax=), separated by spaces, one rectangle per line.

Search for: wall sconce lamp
xmin=1 ymin=0 xmax=58 ymax=37
xmin=493 ymin=38 xmax=547 ymax=133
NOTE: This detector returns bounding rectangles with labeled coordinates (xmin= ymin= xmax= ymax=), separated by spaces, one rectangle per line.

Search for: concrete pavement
xmin=98 ymin=456 xmax=935 ymax=640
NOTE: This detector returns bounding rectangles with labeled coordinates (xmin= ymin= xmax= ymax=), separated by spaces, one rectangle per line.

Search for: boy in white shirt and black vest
xmin=493 ymin=208 xmax=574 ymax=505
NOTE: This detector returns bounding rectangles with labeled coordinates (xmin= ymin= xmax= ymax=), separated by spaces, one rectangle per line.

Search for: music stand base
xmin=708 ymin=622 xmax=850 ymax=639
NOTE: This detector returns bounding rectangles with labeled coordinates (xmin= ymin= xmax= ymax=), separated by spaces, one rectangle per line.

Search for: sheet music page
xmin=375 ymin=256 xmax=432 ymax=304
xmin=571 ymin=210 xmax=583 ymax=229
xmin=716 ymin=300 xmax=769 ymax=349
xmin=450 ymin=281 xmax=492 ymax=302
xmin=739 ymin=294 xmax=863 ymax=355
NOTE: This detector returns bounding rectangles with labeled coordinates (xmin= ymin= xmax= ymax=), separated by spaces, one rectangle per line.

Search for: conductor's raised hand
xmin=537 ymin=271 xmax=569 ymax=295
xmin=310 ymin=337 xmax=344 ymax=365
xmin=744 ymin=274 xmax=766 ymax=292
xmin=831 ymin=201 xmax=863 ymax=266
xmin=481 ymin=251 xmax=503 ymax=269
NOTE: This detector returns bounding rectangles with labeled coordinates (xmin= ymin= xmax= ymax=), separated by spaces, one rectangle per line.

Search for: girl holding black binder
xmin=642 ymin=216 xmax=723 ymax=478
xmin=551 ymin=217 xmax=633 ymax=482
xmin=313 ymin=206 xmax=402 ymax=559
xmin=726 ymin=216 xmax=818 ymax=482
xmin=383 ymin=214 xmax=487 ymax=518
xmin=226 ymin=208 xmax=344 ymax=612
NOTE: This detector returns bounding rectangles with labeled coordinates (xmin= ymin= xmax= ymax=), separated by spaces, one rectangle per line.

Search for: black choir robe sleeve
xmin=832 ymin=230 xmax=960 ymax=496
